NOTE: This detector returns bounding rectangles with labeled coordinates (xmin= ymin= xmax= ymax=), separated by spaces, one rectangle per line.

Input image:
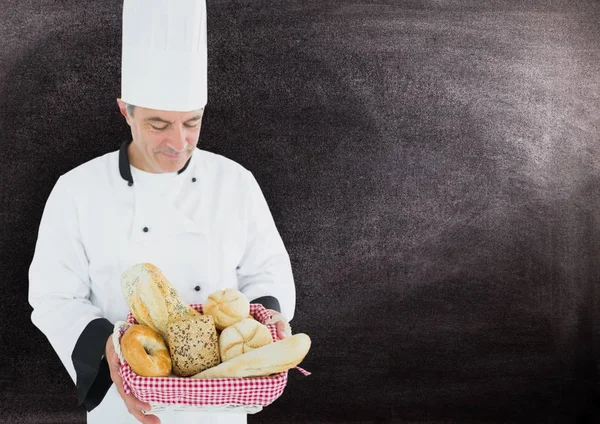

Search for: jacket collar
xmin=119 ymin=140 xmax=192 ymax=186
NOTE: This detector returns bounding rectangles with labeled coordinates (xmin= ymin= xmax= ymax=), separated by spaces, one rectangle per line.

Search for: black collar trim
xmin=119 ymin=140 xmax=192 ymax=185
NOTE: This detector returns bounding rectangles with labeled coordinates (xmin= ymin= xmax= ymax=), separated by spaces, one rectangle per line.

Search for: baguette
xmin=191 ymin=333 xmax=311 ymax=379
xmin=120 ymin=263 xmax=201 ymax=339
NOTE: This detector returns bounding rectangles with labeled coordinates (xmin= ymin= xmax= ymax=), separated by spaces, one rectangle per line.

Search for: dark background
xmin=1 ymin=0 xmax=600 ymax=422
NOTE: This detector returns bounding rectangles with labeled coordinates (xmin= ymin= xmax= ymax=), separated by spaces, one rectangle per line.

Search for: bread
xmin=121 ymin=325 xmax=172 ymax=377
xmin=192 ymin=333 xmax=311 ymax=379
xmin=120 ymin=263 xmax=201 ymax=338
xmin=166 ymin=315 xmax=221 ymax=377
xmin=203 ymin=288 xmax=250 ymax=330
xmin=219 ymin=318 xmax=273 ymax=362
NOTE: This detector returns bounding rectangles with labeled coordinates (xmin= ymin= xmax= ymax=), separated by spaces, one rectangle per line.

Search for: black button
xmin=143 ymin=227 xmax=149 ymax=232
xmin=128 ymin=181 xmax=133 ymax=186
xmin=194 ymin=285 xmax=201 ymax=291
xmin=192 ymin=177 xmax=197 ymax=182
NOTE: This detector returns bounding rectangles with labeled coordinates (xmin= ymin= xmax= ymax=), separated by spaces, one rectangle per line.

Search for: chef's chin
xmin=156 ymin=154 xmax=187 ymax=172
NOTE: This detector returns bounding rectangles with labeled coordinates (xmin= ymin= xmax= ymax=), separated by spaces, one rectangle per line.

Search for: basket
xmin=112 ymin=303 xmax=310 ymax=414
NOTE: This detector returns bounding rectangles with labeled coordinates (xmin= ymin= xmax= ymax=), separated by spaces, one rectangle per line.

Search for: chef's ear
xmin=116 ymin=98 xmax=132 ymax=126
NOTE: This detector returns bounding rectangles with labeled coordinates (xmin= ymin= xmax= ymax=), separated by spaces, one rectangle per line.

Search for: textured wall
xmin=1 ymin=0 xmax=600 ymax=422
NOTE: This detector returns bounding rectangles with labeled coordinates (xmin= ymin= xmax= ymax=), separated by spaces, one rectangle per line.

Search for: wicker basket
xmin=112 ymin=303 xmax=308 ymax=414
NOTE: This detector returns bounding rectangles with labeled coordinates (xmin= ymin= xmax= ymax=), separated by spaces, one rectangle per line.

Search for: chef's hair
xmin=124 ymin=102 xmax=136 ymax=117
xmin=123 ymin=102 xmax=204 ymax=117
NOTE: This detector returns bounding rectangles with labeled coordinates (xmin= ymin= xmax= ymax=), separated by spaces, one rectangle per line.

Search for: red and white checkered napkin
xmin=117 ymin=303 xmax=309 ymax=407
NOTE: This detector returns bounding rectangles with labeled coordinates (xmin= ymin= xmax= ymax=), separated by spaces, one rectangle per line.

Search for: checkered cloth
xmin=116 ymin=303 xmax=309 ymax=408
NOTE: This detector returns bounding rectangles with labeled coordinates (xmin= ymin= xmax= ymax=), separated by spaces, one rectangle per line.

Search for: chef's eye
xmin=185 ymin=122 xmax=200 ymax=128
xmin=151 ymin=125 xmax=168 ymax=131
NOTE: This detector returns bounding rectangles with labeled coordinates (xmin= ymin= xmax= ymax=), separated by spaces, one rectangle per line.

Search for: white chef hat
xmin=121 ymin=0 xmax=207 ymax=111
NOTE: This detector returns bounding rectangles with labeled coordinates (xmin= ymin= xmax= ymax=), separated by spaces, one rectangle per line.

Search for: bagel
xmin=121 ymin=324 xmax=172 ymax=377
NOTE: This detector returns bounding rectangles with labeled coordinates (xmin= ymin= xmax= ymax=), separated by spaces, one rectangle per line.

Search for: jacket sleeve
xmin=28 ymin=176 xmax=113 ymax=411
xmin=237 ymin=171 xmax=296 ymax=321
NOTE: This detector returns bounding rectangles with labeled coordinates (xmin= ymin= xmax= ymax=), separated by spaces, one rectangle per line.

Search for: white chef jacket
xmin=28 ymin=142 xmax=296 ymax=424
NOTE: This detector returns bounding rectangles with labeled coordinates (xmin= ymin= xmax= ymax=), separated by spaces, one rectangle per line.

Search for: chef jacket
xmin=28 ymin=140 xmax=296 ymax=422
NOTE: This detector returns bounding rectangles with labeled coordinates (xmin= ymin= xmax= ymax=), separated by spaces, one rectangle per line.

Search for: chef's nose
xmin=168 ymin=124 xmax=187 ymax=152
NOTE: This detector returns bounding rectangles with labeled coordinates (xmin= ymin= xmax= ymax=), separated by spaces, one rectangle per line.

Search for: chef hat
xmin=121 ymin=0 xmax=207 ymax=111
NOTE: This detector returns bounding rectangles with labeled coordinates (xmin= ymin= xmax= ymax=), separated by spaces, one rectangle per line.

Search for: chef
xmin=27 ymin=0 xmax=295 ymax=423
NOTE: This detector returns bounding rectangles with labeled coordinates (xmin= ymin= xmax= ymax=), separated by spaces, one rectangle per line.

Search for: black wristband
xmin=71 ymin=318 xmax=115 ymax=412
xmin=250 ymin=296 xmax=281 ymax=312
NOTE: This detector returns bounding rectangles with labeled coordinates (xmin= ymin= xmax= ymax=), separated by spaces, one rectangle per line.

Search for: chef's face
xmin=117 ymin=99 xmax=203 ymax=174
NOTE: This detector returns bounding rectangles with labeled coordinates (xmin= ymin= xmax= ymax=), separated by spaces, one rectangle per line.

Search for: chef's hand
xmin=105 ymin=336 xmax=161 ymax=424
xmin=265 ymin=309 xmax=292 ymax=340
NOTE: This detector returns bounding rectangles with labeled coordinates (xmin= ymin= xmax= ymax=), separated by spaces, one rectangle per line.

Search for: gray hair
xmin=124 ymin=102 xmax=136 ymax=117
xmin=123 ymin=102 xmax=204 ymax=117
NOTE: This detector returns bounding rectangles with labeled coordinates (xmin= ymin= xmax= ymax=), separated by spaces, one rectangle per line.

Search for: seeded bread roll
xmin=166 ymin=315 xmax=221 ymax=377
xmin=203 ymin=288 xmax=250 ymax=330
xmin=120 ymin=263 xmax=201 ymax=339
xmin=219 ymin=318 xmax=273 ymax=362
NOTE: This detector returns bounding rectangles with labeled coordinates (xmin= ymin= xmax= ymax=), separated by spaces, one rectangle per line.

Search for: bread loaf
xmin=219 ymin=318 xmax=273 ymax=362
xmin=192 ymin=333 xmax=311 ymax=379
xmin=167 ymin=315 xmax=221 ymax=377
xmin=120 ymin=263 xmax=201 ymax=339
xmin=203 ymin=288 xmax=250 ymax=330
